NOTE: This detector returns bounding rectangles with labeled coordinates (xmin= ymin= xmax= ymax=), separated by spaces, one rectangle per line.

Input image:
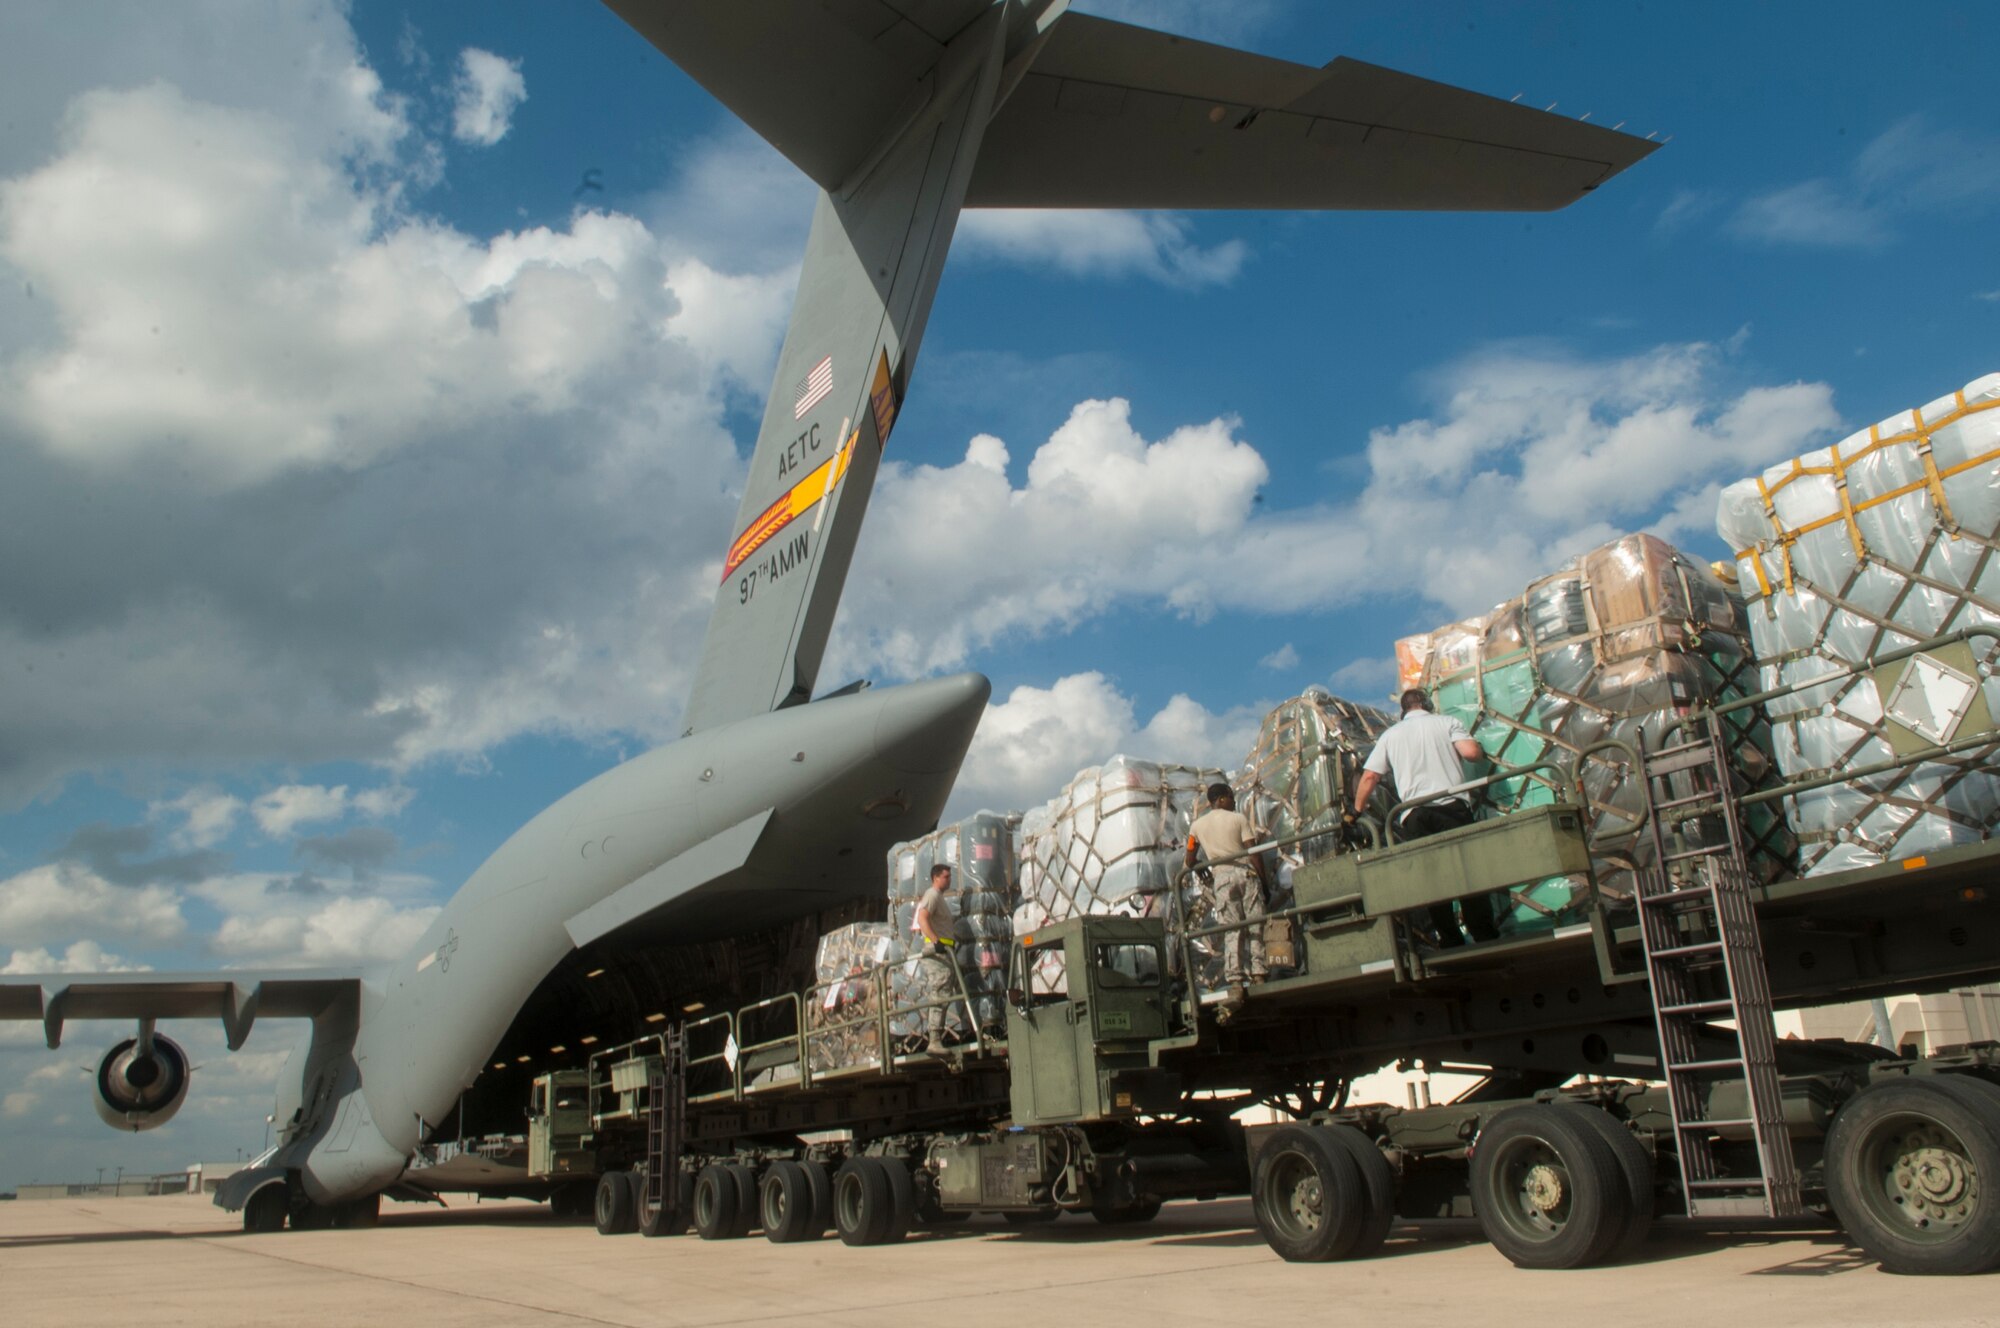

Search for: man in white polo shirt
xmin=1351 ymin=688 xmax=1497 ymax=948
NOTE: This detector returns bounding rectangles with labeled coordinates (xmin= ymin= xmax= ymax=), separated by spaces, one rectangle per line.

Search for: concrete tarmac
xmin=2 ymin=1193 xmax=1989 ymax=1328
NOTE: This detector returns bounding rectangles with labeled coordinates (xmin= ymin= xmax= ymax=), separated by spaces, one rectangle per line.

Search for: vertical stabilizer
xmin=681 ymin=12 xmax=1005 ymax=734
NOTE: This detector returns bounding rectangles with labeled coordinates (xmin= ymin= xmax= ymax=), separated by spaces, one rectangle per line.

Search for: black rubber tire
xmin=290 ymin=1201 xmax=335 ymax=1231
xmin=594 ymin=1170 xmax=637 ymax=1236
xmin=877 ymin=1158 xmax=916 ymax=1243
xmin=1825 ymin=1075 xmax=2000 ymax=1275
xmin=833 ymin=1157 xmax=895 ymax=1246
xmin=1251 ymin=1124 xmax=1369 ymax=1262
xmin=549 ymin=1182 xmax=591 ymax=1222
xmin=692 ymin=1164 xmax=743 ymax=1241
xmin=1002 ymin=1208 xmax=1060 ymax=1224
xmin=761 ymin=1161 xmax=818 ymax=1243
xmin=1090 ymin=1197 xmax=1164 ymax=1225
xmin=639 ymin=1170 xmax=694 ymax=1237
xmin=1558 ymin=1102 xmax=1655 ymax=1262
xmin=1471 ymin=1105 xmax=1628 ymax=1269
xmin=723 ymin=1164 xmax=760 ymax=1237
xmin=799 ymin=1160 xmax=834 ymax=1237
xmin=331 ymin=1193 xmax=380 ymax=1229
xmin=1320 ymin=1125 xmax=1397 ymax=1259
xmin=243 ymin=1184 xmax=288 ymax=1233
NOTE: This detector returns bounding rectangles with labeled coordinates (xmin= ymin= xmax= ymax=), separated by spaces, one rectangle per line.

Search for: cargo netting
xmin=1397 ymin=532 xmax=1793 ymax=931
xmin=1717 ymin=371 xmax=2000 ymax=875
xmin=1234 ymin=686 xmax=1392 ymax=892
xmin=1017 ymin=755 xmax=1231 ymax=990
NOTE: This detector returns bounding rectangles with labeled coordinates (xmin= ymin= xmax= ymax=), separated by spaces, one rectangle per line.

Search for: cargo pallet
xmin=529 ymin=630 xmax=2000 ymax=1274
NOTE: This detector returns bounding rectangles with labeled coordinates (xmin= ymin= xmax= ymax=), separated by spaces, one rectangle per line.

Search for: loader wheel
xmin=723 ymin=1164 xmax=759 ymax=1237
xmin=639 ymin=1170 xmax=693 ymax=1237
xmin=594 ymin=1170 xmax=637 ymax=1235
xmin=1471 ymin=1106 xmax=1628 ymax=1269
xmin=834 ymin=1157 xmax=911 ymax=1245
xmin=1826 ymin=1075 xmax=2000 ymax=1275
xmin=692 ymin=1164 xmax=745 ymax=1240
xmin=1252 ymin=1124 xmax=1368 ymax=1262
xmin=1558 ymin=1102 xmax=1656 ymax=1261
xmin=1090 ymin=1197 xmax=1163 ymax=1225
xmin=1320 ymin=1124 xmax=1397 ymax=1259
xmin=762 ymin=1161 xmax=820 ymax=1243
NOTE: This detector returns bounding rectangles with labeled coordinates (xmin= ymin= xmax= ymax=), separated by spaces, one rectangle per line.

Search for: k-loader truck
xmin=520 ymin=631 xmax=2000 ymax=1275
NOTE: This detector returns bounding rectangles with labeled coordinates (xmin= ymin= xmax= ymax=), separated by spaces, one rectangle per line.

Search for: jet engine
xmin=94 ymin=1032 xmax=192 ymax=1131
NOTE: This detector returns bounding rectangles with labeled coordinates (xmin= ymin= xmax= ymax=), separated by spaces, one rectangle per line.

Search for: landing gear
xmin=1826 ymin=1075 xmax=2000 ymax=1275
xmin=1471 ymin=1106 xmax=1629 ymax=1269
xmin=242 ymin=1184 xmax=288 ymax=1233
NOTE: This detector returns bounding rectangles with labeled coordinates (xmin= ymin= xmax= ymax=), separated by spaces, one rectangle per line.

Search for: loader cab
xmin=1005 ymin=916 xmax=1177 ymax=1125
xmin=526 ymin=1069 xmax=592 ymax=1179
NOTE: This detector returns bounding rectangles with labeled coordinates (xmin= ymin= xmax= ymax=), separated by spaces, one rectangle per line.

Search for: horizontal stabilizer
xmin=968 ymin=14 xmax=1658 ymax=211
xmin=0 ymin=972 xmax=358 ymax=1049
xmin=601 ymin=0 xmax=990 ymax=190
xmin=564 ymin=808 xmax=775 ymax=948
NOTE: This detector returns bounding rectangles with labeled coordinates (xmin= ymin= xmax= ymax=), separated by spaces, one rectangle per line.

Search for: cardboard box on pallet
xmin=1396 ymin=532 xmax=1792 ymax=932
xmin=1717 ymin=371 xmax=2000 ymax=875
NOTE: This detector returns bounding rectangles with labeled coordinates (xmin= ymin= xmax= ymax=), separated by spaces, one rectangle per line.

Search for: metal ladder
xmin=1636 ymin=715 xmax=1803 ymax=1219
xmin=643 ymin=1026 xmax=686 ymax=1227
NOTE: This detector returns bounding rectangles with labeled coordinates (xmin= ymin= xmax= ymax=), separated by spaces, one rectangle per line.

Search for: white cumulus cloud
xmin=0 ymin=865 xmax=185 ymax=947
xmin=956 ymin=209 xmax=1248 ymax=288
xmin=451 ymin=48 xmax=526 ymax=147
xmin=2 ymin=940 xmax=149 ymax=975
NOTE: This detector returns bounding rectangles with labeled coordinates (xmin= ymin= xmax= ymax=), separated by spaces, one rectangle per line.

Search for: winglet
xmin=564 ymin=809 xmax=776 ymax=948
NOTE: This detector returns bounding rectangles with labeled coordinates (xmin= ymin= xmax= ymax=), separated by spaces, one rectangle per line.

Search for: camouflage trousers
xmin=1206 ymin=866 xmax=1266 ymax=985
xmin=914 ymin=948 xmax=957 ymax=1039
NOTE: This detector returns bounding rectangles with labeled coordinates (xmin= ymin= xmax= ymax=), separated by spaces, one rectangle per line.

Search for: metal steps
xmin=1636 ymin=720 xmax=1804 ymax=1220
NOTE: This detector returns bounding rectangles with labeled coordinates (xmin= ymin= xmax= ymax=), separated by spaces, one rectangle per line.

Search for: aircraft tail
xmin=677 ymin=9 xmax=1008 ymax=734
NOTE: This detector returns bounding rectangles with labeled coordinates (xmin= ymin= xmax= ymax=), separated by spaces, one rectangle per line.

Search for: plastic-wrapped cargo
xmin=1397 ymin=533 xmax=1792 ymax=930
xmin=1019 ymin=756 xmax=1233 ymax=987
xmin=1234 ymin=687 xmax=1393 ymax=875
xmin=887 ymin=812 xmax=1021 ymax=1037
xmin=807 ymin=923 xmax=901 ymax=1072
xmin=1717 ymin=371 xmax=2000 ymax=875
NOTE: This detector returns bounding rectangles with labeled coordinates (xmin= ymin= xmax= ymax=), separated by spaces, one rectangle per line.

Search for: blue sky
xmin=0 ymin=1 xmax=1994 ymax=1187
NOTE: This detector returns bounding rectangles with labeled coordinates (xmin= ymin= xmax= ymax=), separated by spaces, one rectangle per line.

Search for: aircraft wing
xmin=601 ymin=0 xmax=993 ymax=191
xmin=966 ymin=13 xmax=1659 ymax=210
xmin=0 ymin=971 xmax=359 ymax=1050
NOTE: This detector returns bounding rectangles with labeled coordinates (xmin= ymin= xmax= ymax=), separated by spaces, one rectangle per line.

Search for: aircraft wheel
xmin=1471 ymin=1106 xmax=1627 ymax=1269
xmin=1320 ymin=1124 xmax=1397 ymax=1259
xmin=833 ymin=1157 xmax=902 ymax=1246
xmin=1251 ymin=1124 xmax=1367 ymax=1262
xmin=594 ymin=1170 xmax=637 ymax=1235
xmin=243 ymin=1184 xmax=288 ymax=1234
xmin=761 ymin=1161 xmax=820 ymax=1243
xmin=692 ymin=1164 xmax=744 ymax=1240
xmin=639 ymin=1170 xmax=693 ymax=1237
xmin=332 ymin=1193 xmax=380 ymax=1229
xmin=1826 ymin=1075 xmax=2000 ymax=1275
xmin=1558 ymin=1102 xmax=1656 ymax=1261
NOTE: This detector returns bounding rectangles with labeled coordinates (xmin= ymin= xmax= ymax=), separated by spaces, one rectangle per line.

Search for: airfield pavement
xmin=2 ymin=1192 xmax=1991 ymax=1327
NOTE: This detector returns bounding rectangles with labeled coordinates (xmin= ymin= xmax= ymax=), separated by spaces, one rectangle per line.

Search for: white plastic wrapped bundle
xmin=808 ymin=923 xmax=902 ymax=1072
xmin=1717 ymin=371 xmax=2000 ymax=874
xmin=1019 ymin=756 xmax=1231 ymax=989
xmin=1235 ymin=688 xmax=1392 ymax=895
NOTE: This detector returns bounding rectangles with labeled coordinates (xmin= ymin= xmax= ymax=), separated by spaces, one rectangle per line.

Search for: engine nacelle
xmin=94 ymin=1034 xmax=192 ymax=1132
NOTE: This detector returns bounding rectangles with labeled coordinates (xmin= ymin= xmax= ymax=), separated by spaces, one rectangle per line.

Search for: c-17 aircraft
xmin=0 ymin=0 xmax=1655 ymax=1230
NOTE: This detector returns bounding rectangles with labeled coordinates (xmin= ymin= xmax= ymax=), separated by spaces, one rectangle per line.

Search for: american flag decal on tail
xmin=793 ymin=356 xmax=833 ymax=419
